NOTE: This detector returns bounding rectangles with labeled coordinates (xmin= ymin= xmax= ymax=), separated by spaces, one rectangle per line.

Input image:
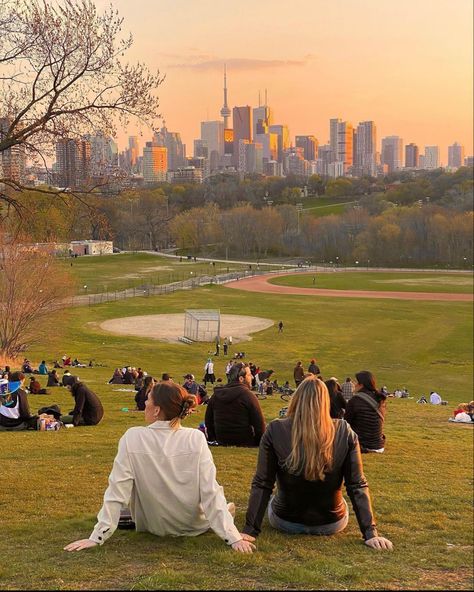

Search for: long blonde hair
xmin=285 ymin=376 xmax=335 ymax=481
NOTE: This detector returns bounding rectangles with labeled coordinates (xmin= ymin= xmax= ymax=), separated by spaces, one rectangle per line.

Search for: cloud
xmin=167 ymin=57 xmax=312 ymax=71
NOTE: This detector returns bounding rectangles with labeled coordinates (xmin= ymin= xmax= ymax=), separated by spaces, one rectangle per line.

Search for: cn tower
xmin=220 ymin=64 xmax=231 ymax=129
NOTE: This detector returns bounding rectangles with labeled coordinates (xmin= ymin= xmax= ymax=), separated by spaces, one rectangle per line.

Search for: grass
xmin=300 ymin=196 xmax=357 ymax=218
xmin=65 ymin=253 xmax=279 ymax=295
xmin=268 ymin=271 xmax=474 ymax=294
xmin=2 ymin=283 xmax=473 ymax=590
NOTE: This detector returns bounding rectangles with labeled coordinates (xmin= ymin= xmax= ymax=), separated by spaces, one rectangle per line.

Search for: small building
xmin=70 ymin=240 xmax=113 ymax=256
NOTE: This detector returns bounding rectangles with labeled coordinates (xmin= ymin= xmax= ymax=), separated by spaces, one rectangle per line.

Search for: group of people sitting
xmin=450 ymin=401 xmax=474 ymax=423
xmin=0 ymin=368 xmax=104 ymax=430
xmin=65 ymin=369 xmax=393 ymax=555
xmin=109 ymin=366 xmax=147 ymax=387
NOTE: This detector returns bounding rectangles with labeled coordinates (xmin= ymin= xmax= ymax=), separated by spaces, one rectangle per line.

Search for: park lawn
xmin=300 ymin=196 xmax=358 ymax=219
xmin=2 ymin=285 xmax=473 ymax=590
xmin=268 ymin=271 xmax=474 ymax=294
xmin=65 ymin=252 xmax=278 ymax=295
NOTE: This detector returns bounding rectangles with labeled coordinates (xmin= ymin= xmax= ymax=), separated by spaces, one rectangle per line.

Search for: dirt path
xmin=225 ymin=273 xmax=473 ymax=302
xmin=99 ymin=313 xmax=274 ymax=343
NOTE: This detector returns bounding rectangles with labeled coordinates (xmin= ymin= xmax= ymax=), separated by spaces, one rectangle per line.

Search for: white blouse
xmin=89 ymin=421 xmax=241 ymax=546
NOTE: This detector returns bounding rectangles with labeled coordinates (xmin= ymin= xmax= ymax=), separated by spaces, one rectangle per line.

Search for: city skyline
xmin=95 ymin=0 xmax=473 ymax=163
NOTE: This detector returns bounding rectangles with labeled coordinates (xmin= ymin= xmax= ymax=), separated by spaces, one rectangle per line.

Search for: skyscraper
xmin=381 ymin=136 xmax=403 ymax=173
xmin=329 ymin=118 xmax=342 ymax=162
xmin=200 ymin=120 xmax=224 ymax=171
xmin=424 ymin=146 xmax=439 ymax=169
xmin=0 ymin=117 xmax=26 ymax=185
xmin=55 ymin=138 xmax=91 ymax=188
xmin=355 ymin=121 xmax=377 ymax=176
xmin=233 ymin=106 xmax=252 ymax=166
xmin=269 ymin=124 xmax=290 ymax=163
xmin=405 ymin=143 xmax=419 ymax=168
xmin=142 ymin=142 xmax=167 ymax=184
xmin=153 ymin=122 xmax=185 ymax=171
xmin=253 ymin=103 xmax=273 ymax=137
xmin=295 ymin=135 xmax=319 ymax=161
xmin=448 ymin=142 xmax=465 ymax=168
xmin=336 ymin=121 xmax=354 ymax=173
xmin=86 ymin=133 xmax=118 ymax=176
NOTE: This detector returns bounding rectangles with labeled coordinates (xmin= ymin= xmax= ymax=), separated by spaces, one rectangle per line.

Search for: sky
xmin=96 ymin=0 xmax=473 ymax=163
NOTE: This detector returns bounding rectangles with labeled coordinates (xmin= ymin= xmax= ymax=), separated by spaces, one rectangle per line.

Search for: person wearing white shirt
xmin=64 ymin=382 xmax=255 ymax=553
xmin=429 ymin=392 xmax=442 ymax=405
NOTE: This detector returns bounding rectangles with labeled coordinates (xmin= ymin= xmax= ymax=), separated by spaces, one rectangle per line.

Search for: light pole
xmin=355 ymin=261 xmax=359 ymax=270
xmin=83 ymin=284 xmax=88 ymax=294
xmin=296 ymin=202 xmax=303 ymax=234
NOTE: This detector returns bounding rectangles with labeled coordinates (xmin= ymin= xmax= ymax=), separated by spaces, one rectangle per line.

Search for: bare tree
xmin=0 ymin=230 xmax=74 ymax=362
xmin=0 ymin=0 xmax=164 ymax=216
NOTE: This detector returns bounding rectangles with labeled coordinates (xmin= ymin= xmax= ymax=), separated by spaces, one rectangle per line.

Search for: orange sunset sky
xmin=96 ymin=0 xmax=473 ymax=163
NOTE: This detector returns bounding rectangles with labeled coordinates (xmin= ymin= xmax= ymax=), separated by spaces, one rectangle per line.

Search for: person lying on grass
xmin=241 ymin=375 xmax=393 ymax=551
xmin=65 ymin=382 xmax=255 ymax=554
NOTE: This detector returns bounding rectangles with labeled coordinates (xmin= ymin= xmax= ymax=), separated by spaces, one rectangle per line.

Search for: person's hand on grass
xmin=64 ymin=539 xmax=98 ymax=552
xmin=240 ymin=533 xmax=256 ymax=542
xmin=231 ymin=539 xmax=256 ymax=553
xmin=365 ymin=536 xmax=393 ymax=551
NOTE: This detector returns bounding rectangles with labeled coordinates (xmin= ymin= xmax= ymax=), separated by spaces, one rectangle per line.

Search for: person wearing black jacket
xmin=308 ymin=359 xmax=321 ymax=375
xmin=241 ymin=376 xmax=393 ymax=551
xmin=325 ymin=378 xmax=346 ymax=419
xmin=63 ymin=379 xmax=104 ymax=426
xmin=344 ymin=371 xmax=387 ymax=453
xmin=205 ymin=362 xmax=266 ymax=447
xmin=0 ymin=372 xmax=37 ymax=430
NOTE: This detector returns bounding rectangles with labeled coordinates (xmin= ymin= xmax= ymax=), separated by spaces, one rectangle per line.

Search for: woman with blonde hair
xmin=241 ymin=375 xmax=393 ymax=550
xmin=65 ymin=382 xmax=254 ymax=554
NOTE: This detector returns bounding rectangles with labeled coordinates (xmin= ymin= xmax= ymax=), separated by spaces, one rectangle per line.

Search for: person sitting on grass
xmin=205 ymin=362 xmax=266 ymax=447
xmin=344 ymin=371 xmax=387 ymax=454
xmin=0 ymin=372 xmax=38 ymax=431
xmin=241 ymin=375 xmax=393 ymax=551
xmin=22 ymin=359 xmax=34 ymax=374
xmin=64 ymin=382 xmax=255 ymax=554
xmin=61 ymin=378 xmax=104 ymax=427
xmin=135 ymin=376 xmax=155 ymax=411
xmin=38 ymin=360 xmax=48 ymax=375
xmin=62 ymin=370 xmax=76 ymax=387
xmin=325 ymin=378 xmax=346 ymax=419
xmin=47 ymin=369 xmax=61 ymax=387
xmin=29 ymin=376 xmax=47 ymax=395
xmin=108 ymin=368 xmax=124 ymax=384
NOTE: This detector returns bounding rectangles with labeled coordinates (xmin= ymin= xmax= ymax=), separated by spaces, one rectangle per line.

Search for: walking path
xmin=225 ymin=272 xmax=473 ymax=302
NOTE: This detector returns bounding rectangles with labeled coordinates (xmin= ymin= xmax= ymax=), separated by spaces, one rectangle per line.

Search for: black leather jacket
xmin=243 ymin=417 xmax=378 ymax=540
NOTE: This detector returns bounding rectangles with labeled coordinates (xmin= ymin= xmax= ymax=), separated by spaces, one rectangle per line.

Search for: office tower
xmin=220 ymin=65 xmax=231 ymax=129
xmin=405 ymin=143 xmax=419 ymax=168
xmin=200 ymin=120 xmax=224 ymax=172
xmin=329 ymin=118 xmax=342 ymax=162
xmin=254 ymin=132 xmax=278 ymax=162
xmin=448 ymin=142 xmax=465 ymax=168
xmin=187 ymin=156 xmax=209 ymax=180
xmin=284 ymin=147 xmax=308 ymax=176
xmin=55 ymin=138 xmax=91 ymax=188
xmin=153 ymin=122 xmax=185 ymax=171
xmin=128 ymin=136 xmax=140 ymax=169
xmin=419 ymin=154 xmax=426 ymax=169
xmin=424 ymin=146 xmax=439 ymax=169
xmin=464 ymin=156 xmax=474 ymax=167
xmin=381 ymin=136 xmax=403 ymax=173
xmin=233 ymin=106 xmax=252 ymax=166
xmin=86 ymin=133 xmax=118 ymax=176
xmin=295 ymin=135 xmax=319 ymax=161
xmin=269 ymin=124 xmax=290 ymax=163
xmin=245 ymin=142 xmax=264 ymax=174
xmin=328 ymin=161 xmax=345 ymax=178
xmin=355 ymin=121 xmax=377 ymax=176
xmin=335 ymin=121 xmax=353 ymax=173
xmin=315 ymin=144 xmax=332 ymax=176
xmin=263 ymin=160 xmax=283 ymax=176
xmin=0 ymin=117 xmax=26 ymax=184
xmin=194 ymin=139 xmax=209 ymax=158
xmin=142 ymin=142 xmax=167 ymax=184
xmin=253 ymin=101 xmax=273 ymax=137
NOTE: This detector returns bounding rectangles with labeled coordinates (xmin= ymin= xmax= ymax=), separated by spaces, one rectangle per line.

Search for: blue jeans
xmin=268 ymin=497 xmax=349 ymax=535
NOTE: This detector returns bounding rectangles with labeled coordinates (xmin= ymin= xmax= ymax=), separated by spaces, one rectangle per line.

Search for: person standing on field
xmin=278 ymin=321 xmax=283 ymax=333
